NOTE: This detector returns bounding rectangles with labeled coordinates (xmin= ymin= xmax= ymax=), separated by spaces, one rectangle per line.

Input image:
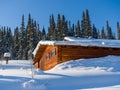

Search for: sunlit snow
xmin=0 ymin=55 xmax=120 ymax=90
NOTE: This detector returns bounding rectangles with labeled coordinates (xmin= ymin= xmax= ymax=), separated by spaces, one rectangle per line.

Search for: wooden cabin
xmin=33 ymin=37 xmax=120 ymax=71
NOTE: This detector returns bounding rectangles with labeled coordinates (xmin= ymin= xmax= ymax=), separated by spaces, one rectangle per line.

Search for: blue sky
xmin=0 ymin=0 xmax=120 ymax=35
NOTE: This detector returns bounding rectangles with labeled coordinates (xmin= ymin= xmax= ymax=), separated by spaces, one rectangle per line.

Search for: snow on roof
xmin=4 ymin=52 xmax=11 ymax=57
xmin=33 ymin=37 xmax=120 ymax=56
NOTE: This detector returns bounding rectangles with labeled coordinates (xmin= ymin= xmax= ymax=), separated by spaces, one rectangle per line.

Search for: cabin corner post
xmin=39 ymin=59 xmax=44 ymax=70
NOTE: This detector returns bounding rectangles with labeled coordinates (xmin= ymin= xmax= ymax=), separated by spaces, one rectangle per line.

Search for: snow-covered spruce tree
xmin=48 ymin=14 xmax=56 ymax=40
xmin=0 ymin=29 xmax=4 ymax=59
xmin=56 ymin=14 xmax=62 ymax=40
xmin=97 ymin=29 xmax=101 ymax=39
xmin=26 ymin=14 xmax=32 ymax=60
xmin=0 ymin=27 xmax=14 ymax=59
xmin=81 ymin=11 xmax=86 ymax=38
xmin=33 ymin=21 xmax=40 ymax=47
xmin=81 ymin=9 xmax=92 ymax=38
xmin=75 ymin=20 xmax=81 ymax=37
xmin=41 ymin=26 xmax=46 ymax=40
xmin=117 ymin=22 xmax=120 ymax=40
xmin=5 ymin=27 xmax=13 ymax=57
xmin=0 ymin=27 xmax=6 ymax=58
xmin=69 ymin=24 xmax=75 ymax=37
xmin=36 ymin=24 xmax=42 ymax=41
xmin=61 ymin=15 xmax=68 ymax=40
xmin=85 ymin=9 xmax=92 ymax=38
xmin=26 ymin=14 xmax=40 ymax=60
xmin=18 ymin=15 xmax=27 ymax=60
xmin=64 ymin=21 xmax=69 ymax=37
xmin=106 ymin=20 xmax=113 ymax=39
xmin=101 ymin=27 xmax=106 ymax=39
xmin=13 ymin=27 xmax=19 ymax=60
xmin=92 ymin=24 xmax=98 ymax=39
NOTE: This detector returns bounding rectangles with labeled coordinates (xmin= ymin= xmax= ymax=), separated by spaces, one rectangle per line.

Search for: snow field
xmin=0 ymin=56 xmax=120 ymax=90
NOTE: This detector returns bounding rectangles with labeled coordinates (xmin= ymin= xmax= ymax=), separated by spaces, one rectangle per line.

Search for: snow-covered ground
xmin=0 ymin=55 xmax=120 ymax=90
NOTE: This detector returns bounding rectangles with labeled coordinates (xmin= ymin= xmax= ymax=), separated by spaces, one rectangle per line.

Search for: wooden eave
xmin=33 ymin=45 xmax=47 ymax=64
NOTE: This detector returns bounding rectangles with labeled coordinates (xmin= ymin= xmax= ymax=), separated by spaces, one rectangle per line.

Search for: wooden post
xmin=6 ymin=58 xmax=9 ymax=64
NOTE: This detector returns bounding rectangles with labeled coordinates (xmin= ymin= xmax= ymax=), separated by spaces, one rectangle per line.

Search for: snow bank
xmin=49 ymin=55 xmax=120 ymax=73
xmin=0 ymin=56 xmax=120 ymax=90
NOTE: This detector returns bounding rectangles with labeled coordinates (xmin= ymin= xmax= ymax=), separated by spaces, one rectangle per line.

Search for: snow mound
xmin=50 ymin=55 xmax=120 ymax=72
xmin=22 ymin=79 xmax=46 ymax=90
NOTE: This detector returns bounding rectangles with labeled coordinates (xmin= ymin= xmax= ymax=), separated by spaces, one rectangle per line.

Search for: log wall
xmin=39 ymin=46 xmax=58 ymax=70
xmin=58 ymin=45 xmax=120 ymax=63
xmin=34 ymin=45 xmax=120 ymax=71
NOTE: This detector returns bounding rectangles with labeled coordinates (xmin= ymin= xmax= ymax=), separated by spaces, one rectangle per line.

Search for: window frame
xmin=51 ymin=49 xmax=56 ymax=56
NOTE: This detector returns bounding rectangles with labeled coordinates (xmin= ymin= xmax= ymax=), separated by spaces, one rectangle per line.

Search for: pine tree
xmin=41 ymin=26 xmax=46 ymax=40
xmin=112 ymin=32 xmax=116 ymax=39
xmin=48 ymin=14 xmax=56 ymax=40
xmin=1 ymin=27 xmax=6 ymax=55
xmin=18 ymin=15 xmax=27 ymax=60
xmin=37 ymin=24 xmax=42 ymax=41
xmin=76 ymin=20 xmax=81 ymax=37
xmin=57 ymin=14 xmax=62 ymax=40
xmin=85 ymin=9 xmax=92 ymax=38
xmin=65 ymin=21 xmax=69 ymax=36
xmin=13 ymin=27 xmax=19 ymax=60
xmin=101 ymin=27 xmax=106 ymax=39
xmin=117 ymin=22 xmax=120 ymax=39
xmin=29 ymin=19 xmax=36 ymax=59
xmin=106 ymin=20 xmax=113 ymax=39
xmin=68 ymin=21 xmax=71 ymax=36
xmin=69 ymin=24 xmax=75 ymax=36
xmin=81 ymin=11 xmax=86 ymax=38
xmin=33 ymin=21 xmax=39 ymax=47
xmin=26 ymin=14 xmax=33 ymax=59
xmin=0 ymin=29 xmax=4 ymax=59
xmin=92 ymin=24 xmax=98 ymax=39
xmin=6 ymin=27 xmax=13 ymax=52
xmin=97 ymin=29 xmax=101 ymax=39
xmin=61 ymin=15 xmax=66 ymax=39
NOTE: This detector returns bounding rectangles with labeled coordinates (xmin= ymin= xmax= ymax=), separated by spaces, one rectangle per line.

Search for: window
xmin=46 ymin=53 xmax=50 ymax=60
xmin=46 ymin=49 xmax=56 ymax=60
xmin=51 ymin=49 xmax=56 ymax=56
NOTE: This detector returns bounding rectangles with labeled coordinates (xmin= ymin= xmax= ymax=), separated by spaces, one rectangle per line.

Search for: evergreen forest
xmin=0 ymin=9 xmax=120 ymax=60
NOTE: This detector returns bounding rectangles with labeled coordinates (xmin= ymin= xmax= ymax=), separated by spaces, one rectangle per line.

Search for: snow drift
xmin=0 ymin=55 xmax=120 ymax=90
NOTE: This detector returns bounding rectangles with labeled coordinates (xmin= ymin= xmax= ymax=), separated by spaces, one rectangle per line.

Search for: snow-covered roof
xmin=33 ymin=37 xmax=120 ymax=56
xmin=4 ymin=52 xmax=11 ymax=57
